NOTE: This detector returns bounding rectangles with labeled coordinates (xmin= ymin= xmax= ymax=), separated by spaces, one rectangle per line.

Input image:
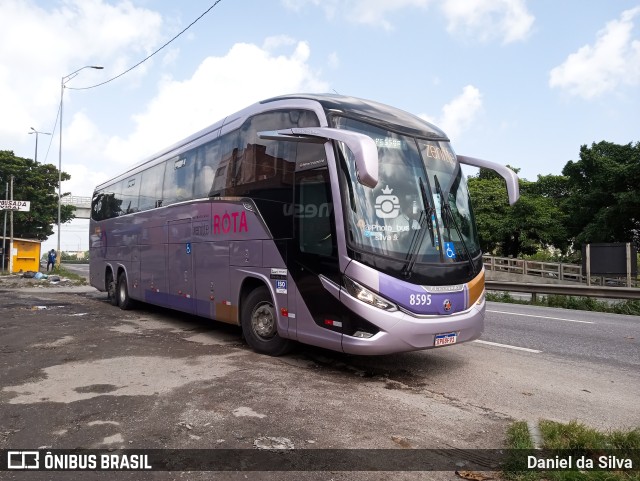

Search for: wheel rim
xmin=251 ymin=301 xmax=276 ymax=339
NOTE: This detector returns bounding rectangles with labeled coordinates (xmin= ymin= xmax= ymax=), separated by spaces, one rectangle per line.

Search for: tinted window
xmin=91 ymin=181 xmax=123 ymax=220
xmin=210 ymin=131 xmax=239 ymax=196
xmin=223 ymin=110 xmax=320 ymax=238
xmin=121 ymin=174 xmax=140 ymax=214
xmin=162 ymin=154 xmax=195 ymax=205
xmin=193 ymin=138 xmax=222 ymax=199
xmin=139 ymin=162 xmax=165 ymax=211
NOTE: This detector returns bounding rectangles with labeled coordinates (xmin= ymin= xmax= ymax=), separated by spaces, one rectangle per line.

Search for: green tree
xmin=562 ymin=141 xmax=640 ymax=248
xmin=0 ymin=150 xmax=75 ymax=240
xmin=468 ymin=168 xmax=569 ymax=257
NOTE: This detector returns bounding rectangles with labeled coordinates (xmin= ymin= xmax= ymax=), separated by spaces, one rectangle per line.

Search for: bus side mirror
xmin=259 ymin=128 xmax=379 ymax=188
xmin=457 ymin=155 xmax=520 ymax=205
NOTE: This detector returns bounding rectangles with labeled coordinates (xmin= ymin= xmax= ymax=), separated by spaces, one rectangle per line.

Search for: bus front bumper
xmin=339 ymin=293 xmax=486 ymax=355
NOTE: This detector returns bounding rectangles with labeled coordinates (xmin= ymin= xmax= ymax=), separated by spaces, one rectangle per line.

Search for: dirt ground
xmin=0 ymin=277 xmax=511 ymax=480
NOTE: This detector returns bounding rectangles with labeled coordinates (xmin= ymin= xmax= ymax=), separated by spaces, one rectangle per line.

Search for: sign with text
xmin=0 ymin=200 xmax=30 ymax=212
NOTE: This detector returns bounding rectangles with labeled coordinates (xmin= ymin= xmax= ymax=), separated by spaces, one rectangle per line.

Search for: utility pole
xmin=9 ymin=175 xmax=14 ymax=273
xmin=29 ymin=127 xmax=52 ymax=163
xmin=2 ymin=181 xmax=6 ymax=272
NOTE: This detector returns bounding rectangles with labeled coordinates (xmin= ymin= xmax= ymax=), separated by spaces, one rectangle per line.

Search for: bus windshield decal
xmin=374 ymin=137 xmax=403 ymax=149
xmin=423 ymin=144 xmax=454 ymax=164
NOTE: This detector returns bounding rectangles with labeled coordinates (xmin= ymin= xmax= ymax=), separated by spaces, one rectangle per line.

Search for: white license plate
xmin=434 ymin=332 xmax=457 ymax=346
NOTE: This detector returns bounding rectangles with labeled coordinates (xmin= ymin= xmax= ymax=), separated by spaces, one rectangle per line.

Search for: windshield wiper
xmin=433 ymin=174 xmax=477 ymax=276
xmin=401 ymin=177 xmax=437 ymax=279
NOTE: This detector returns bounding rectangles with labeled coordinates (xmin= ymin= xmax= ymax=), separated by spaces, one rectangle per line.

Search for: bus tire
xmin=241 ymin=286 xmax=292 ymax=356
xmin=117 ymin=271 xmax=135 ymax=310
xmin=107 ymin=270 xmax=118 ymax=306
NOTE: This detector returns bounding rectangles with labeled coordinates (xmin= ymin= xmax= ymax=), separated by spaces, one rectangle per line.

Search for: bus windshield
xmin=334 ymin=116 xmax=480 ymax=264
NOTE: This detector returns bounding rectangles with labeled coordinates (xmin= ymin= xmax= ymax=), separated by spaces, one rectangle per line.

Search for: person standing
xmin=47 ymin=249 xmax=56 ymax=272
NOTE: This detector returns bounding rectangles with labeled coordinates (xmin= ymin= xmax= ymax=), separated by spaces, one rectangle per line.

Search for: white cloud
xmin=281 ymin=0 xmax=337 ymax=18
xmin=282 ymin=0 xmax=533 ymax=40
xmin=419 ymin=85 xmax=483 ymax=141
xmin=282 ymin=0 xmax=432 ymax=30
xmin=0 ymin=0 xmax=164 ymax=144
xmin=440 ymin=0 xmax=534 ymax=44
xmin=349 ymin=0 xmax=431 ymax=30
xmin=263 ymin=35 xmax=297 ymax=51
xmin=549 ymin=7 xmax=640 ymax=99
xmin=103 ymin=41 xmax=329 ymax=171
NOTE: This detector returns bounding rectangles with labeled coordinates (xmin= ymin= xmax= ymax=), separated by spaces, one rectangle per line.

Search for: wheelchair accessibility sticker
xmin=444 ymin=242 xmax=456 ymax=259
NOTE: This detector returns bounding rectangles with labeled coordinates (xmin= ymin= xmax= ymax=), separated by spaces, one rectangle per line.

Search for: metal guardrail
xmin=483 ymin=255 xmax=583 ymax=282
xmin=486 ymin=281 xmax=640 ymax=300
xmin=483 ymin=255 xmax=637 ymax=287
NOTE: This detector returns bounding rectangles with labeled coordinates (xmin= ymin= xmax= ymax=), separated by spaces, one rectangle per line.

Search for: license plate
xmin=434 ymin=332 xmax=457 ymax=346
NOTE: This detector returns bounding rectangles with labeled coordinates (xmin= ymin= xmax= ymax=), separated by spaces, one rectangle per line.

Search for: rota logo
xmin=213 ymin=211 xmax=248 ymax=234
xmin=443 ymin=299 xmax=452 ymax=312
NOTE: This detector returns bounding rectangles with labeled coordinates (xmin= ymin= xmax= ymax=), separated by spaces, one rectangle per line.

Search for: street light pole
xmin=29 ymin=127 xmax=52 ymax=163
xmin=57 ymin=65 xmax=103 ymax=267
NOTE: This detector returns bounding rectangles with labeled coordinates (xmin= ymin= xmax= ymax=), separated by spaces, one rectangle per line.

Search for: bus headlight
xmin=343 ymin=276 xmax=397 ymax=312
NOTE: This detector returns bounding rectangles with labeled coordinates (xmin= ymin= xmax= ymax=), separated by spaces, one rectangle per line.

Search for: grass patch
xmin=48 ymin=266 xmax=87 ymax=285
xmin=503 ymin=420 xmax=640 ymax=481
xmin=507 ymin=421 xmax=535 ymax=449
xmin=539 ymin=420 xmax=640 ymax=451
xmin=486 ymin=291 xmax=640 ymax=316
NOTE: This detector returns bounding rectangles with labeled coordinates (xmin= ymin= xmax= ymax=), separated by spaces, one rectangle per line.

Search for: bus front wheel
xmin=241 ymin=286 xmax=292 ymax=356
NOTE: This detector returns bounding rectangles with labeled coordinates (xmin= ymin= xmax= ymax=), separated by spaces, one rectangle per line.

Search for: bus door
xmin=291 ymin=158 xmax=342 ymax=348
xmin=167 ymin=218 xmax=195 ymax=313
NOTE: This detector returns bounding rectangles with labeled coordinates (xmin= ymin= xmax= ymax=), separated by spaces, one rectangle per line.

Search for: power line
xmin=68 ymin=0 xmax=225 ymax=91
xmin=40 ymin=1 xmax=224 ymax=164
xmin=42 ymin=101 xmax=61 ymax=165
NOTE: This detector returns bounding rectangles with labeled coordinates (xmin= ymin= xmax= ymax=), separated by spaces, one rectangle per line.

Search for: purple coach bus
xmin=90 ymin=94 xmax=519 ymax=356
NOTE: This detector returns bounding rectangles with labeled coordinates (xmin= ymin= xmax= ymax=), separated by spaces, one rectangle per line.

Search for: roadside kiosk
xmin=0 ymin=237 xmax=42 ymax=273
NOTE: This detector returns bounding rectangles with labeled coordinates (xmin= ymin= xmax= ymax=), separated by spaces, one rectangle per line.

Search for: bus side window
xmin=95 ymin=181 xmax=123 ymax=219
xmin=92 ymin=188 xmax=121 ymax=221
xmin=163 ymin=154 xmax=195 ymax=205
xmin=193 ymin=138 xmax=221 ymax=199
xmin=139 ymin=162 xmax=166 ymax=211
xmin=122 ymin=175 xmax=140 ymax=214
xmin=212 ymin=130 xmax=238 ymax=197
xmin=232 ymin=110 xmax=309 ymax=196
xmin=296 ymin=109 xmax=321 ymax=128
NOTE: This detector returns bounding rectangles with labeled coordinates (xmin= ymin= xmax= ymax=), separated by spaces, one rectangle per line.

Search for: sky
xmin=1 ymin=0 xmax=639 ymax=253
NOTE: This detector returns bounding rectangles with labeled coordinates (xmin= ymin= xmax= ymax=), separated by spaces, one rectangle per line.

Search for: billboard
xmin=581 ymin=243 xmax=638 ymax=276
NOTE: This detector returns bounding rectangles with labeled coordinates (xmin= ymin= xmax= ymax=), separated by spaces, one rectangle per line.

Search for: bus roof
xmin=96 ymin=94 xmax=448 ymax=191
xmin=262 ymin=93 xmax=448 ymax=141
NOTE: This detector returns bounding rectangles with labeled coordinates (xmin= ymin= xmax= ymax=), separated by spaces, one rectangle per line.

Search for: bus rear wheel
xmin=117 ymin=271 xmax=135 ymax=310
xmin=241 ymin=286 xmax=292 ymax=356
xmin=106 ymin=271 xmax=118 ymax=306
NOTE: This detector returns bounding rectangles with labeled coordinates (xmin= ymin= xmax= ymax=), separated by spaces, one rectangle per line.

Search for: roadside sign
xmin=0 ymin=200 xmax=30 ymax=211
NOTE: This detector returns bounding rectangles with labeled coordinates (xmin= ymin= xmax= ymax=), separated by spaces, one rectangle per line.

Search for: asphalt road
xmin=61 ymin=263 xmax=89 ymax=278
xmin=482 ymin=302 xmax=640 ymax=369
xmin=0 ymin=280 xmax=638 ymax=479
xmin=344 ymin=302 xmax=640 ymax=431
